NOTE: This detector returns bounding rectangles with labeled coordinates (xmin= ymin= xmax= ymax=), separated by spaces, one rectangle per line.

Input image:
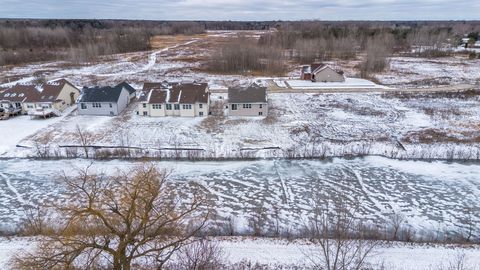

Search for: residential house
xmin=0 ymin=79 xmax=80 ymax=117
xmin=78 ymin=83 xmax=133 ymax=116
xmin=300 ymin=63 xmax=345 ymax=82
xmin=116 ymin=81 xmax=137 ymax=100
xmin=137 ymin=82 xmax=210 ymax=117
xmin=227 ymin=84 xmax=268 ymax=117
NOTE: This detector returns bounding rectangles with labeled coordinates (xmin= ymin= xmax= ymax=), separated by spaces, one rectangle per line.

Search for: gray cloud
xmin=1 ymin=0 xmax=478 ymax=20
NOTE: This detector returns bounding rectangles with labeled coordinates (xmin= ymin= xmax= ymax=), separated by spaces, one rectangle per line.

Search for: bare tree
xmin=388 ymin=211 xmax=406 ymax=241
xmin=303 ymin=193 xmax=378 ymax=270
xmin=75 ymin=124 xmax=92 ymax=158
xmin=170 ymin=239 xmax=225 ymax=270
xmin=13 ymin=164 xmax=209 ymax=270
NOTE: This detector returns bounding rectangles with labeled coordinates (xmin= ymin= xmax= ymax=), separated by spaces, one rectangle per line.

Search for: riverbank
xmin=1 ymin=236 xmax=479 ymax=269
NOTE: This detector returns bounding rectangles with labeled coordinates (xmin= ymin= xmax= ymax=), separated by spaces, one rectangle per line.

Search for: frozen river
xmin=0 ymin=156 xmax=479 ymax=237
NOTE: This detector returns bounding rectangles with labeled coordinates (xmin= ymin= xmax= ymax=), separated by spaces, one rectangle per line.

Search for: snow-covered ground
xmin=3 ymin=90 xmax=479 ymax=160
xmin=0 ymin=106 xmax=76 ymax=156
xmin=284 ymin=77 xmax=389 ymax=89
xmin=0 ymin=237 xmax=479 ymax=269
xmin=376 ymin=57 xmax=480 ymax=87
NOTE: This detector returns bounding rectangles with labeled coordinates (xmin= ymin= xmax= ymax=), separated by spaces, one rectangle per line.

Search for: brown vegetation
xmin=14 ymin=164 xmax=209 ymax=269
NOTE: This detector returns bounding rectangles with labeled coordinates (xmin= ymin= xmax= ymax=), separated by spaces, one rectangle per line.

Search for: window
xmin=231 ymin=104 xmax=237 ymax=110
xmin=166 ymin=104 xmax=172 ymax=110
xmin=259 ymin=104 xmax=263 ymax=108
xmin=110 ymin=111 xmax=114 ymax=116
xmin=174 ymin=104 xmax=180 ymax=110
xmin=199 ymin=104 xmax=203 ymax=109
xmin=4 ymin=93 xmax=9 ymax=97
xmin=92 ymin=103 xmax=102 ymax=108
xmin=152 ymin=104 xmax=162 ymax=109
xmin=259 ymin=112 xmax=263 ymax=116
xmin=182 ymin=104 xmax=192 ymax=110
xmin=27 ymin=105 xmax=34 ymax=108
xmin=11 ymin=93 xmax=16 ymax=97
xmin=143 ymin=103 xmax=147 ymax=108
xmin=143 ymin=111 xmax=148 ymax=116
xmin=243 ymin=104 xmax=252 ymax=109
xmin=110 ymin=103 xmax=113 ymax=108
xmin=81 ymin=103 xmax=87 ymax=109
xmin=19 ymin=93 xmax=24 ymax=97
xmin=199 ymin=112 xmax=204 ymax=116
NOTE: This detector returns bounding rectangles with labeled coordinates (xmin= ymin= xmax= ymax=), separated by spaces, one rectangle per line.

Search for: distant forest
xmin=0 ymin=19 xmax=479 ymax=68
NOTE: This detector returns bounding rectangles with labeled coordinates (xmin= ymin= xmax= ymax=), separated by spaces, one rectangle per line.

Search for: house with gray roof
xmin=78 ymin=83 xmax=133 ymax=116
xmin=227 ymin=84 xmax=268 ymax=117
xmin=137 ymin=82 xmax=210 ymax=117
xmin=300 ymin=63 xmax=345 ymax=82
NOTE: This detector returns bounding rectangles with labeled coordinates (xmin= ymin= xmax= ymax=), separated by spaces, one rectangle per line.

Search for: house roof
xmin=228 ymin=84 xmax=267 ymax=103
xmin=116 ymin=81 xmax=136 ymax=95
xmin=0 ymin=79 xmax=78 ymax=103
xmin=302 ymin=63 xmax=344 ymax=76
xmin=140 ymin=82 xmax=209 ymax=104
xmin=79 ymin=85 xmax=127 ymax=103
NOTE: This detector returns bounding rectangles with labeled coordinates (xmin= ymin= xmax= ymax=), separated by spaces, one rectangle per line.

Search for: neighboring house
xmin=300 ymin=63 xmax=345 ymax=82
xmin=137 ymin=82 xmax=210 ymax=117
xmin=78 ymin=84 xmax=132 ymax=116
xmin=227 ymin=84 xmax=268 ymax=117
xmin=116 ymin=81 xmax=137 ymax=100
xmin=0 ymin=79 xmax=80 ymax=117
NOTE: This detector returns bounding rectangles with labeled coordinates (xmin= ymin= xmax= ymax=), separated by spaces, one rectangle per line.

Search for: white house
xmin=78 ymin=83 xmax=133 ymax=116
xmin=137 ymin=82 xmax=210 ymax=117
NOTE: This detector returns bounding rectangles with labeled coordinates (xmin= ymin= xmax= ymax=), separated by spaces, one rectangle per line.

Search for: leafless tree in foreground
xmin=169 ymin=239 xmax=225 ymax=270
xmin=13 ymin=164 xmax=209 ymax=270
xmin=75 ymin=124 xmax=93 ymax=159
xmin=303 ymin=194 xmax=378 ymax=270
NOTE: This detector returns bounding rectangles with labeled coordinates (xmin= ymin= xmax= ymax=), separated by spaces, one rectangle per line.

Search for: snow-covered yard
xmin=3 ymin=89 xmax=479 ymax=160
xmin=283 ymin=77 xmax=389 ymax=89
xmin=0 ymin=237 xmax=479 ymax=269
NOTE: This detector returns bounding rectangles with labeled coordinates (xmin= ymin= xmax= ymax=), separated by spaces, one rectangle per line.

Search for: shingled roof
xmin=0 ymin=79 xmax=78 ymax=103
xmin=79 ymin=85 xmax=126 ymax=103
xmin=115 ymin=81 xmax=136 ymax=95
xmin=140 ymin=82 xmax=209 ymax=104
xmin=228 ymin=84 xmax=267 ymax=103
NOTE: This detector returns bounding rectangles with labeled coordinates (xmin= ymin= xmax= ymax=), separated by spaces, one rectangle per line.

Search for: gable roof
xmin=140 ymin=82 xmax=209 ymax=104
xmin=0 ymin=79 xmax=78 ymax=103
xmin=302 ymin=63 xmax=344 ymax=76
xmin=116 ymin=81 xmax=136 ymax=95
xmin=79 ymin=85 xmax=127 ymax=103
xmin=228 ymin=84 xmax=267 ymax=103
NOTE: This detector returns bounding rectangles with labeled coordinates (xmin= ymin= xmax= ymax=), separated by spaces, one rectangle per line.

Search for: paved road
xmin=210 ymin=81 xmax=477 ymax=94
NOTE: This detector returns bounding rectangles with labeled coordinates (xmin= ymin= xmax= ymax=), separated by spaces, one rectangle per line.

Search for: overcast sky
xmin=1 ymin=0 xmax=479 ymax=20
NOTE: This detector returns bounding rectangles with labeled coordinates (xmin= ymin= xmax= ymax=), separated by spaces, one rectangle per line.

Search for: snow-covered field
xmin=376 ymin=57 xmax=480 ymax=87
xmin=0 ymin=237 xmax=479 ymax=269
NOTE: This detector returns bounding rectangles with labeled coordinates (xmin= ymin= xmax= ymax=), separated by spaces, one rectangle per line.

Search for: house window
xmin=174 ymin=104 xmax=180 ymax=110
xmin=110 ymin=103 xmax=113 ymax=108
xmin=143 ymin=103 xmax=147 ymax=108
xmin=143 ymin=111 xmax=148 ymax=116
xmin=259 ymin=112 xmax=263 ymax=116
xmin=199 ymin=104 xmax=203 ymax=109
xmin=81 ymin=103 xmax=87 ymax=109
xmin=27 ymin=105 xmax=34 ymax=109
xmin=231 ymin=104 xmax=237 ymax=110
xmin=92 ymin=103 xmax=102 ymax=108
xmin=243 ymin=104 xmax=252 ymax=109
xmin=152 ymin=104 xmax=162 ymax=110
xmin=259 ymin=104 xmax=263 ymax=108
xmin=110 ymin=111 xmax=114 ymax=116
xmin=199 ymin=112 xmax=204 ymax=116
xmin=166 ymin=104 xmax=172 ymax=110
xmin=182 ymin=104 xmax=192 ymax=110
